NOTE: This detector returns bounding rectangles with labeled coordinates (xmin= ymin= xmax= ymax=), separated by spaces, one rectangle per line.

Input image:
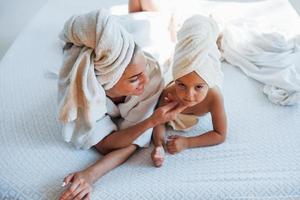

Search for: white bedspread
xmin=1 ymin=0 xmax=300 ymax=199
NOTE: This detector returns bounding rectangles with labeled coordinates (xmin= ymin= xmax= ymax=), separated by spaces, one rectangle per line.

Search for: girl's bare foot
xmin=151 ymin=146 xmax=165 ymax=167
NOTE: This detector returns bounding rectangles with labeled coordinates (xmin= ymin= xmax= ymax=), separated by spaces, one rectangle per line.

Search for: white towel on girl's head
xmin=58 ymin=9 xmax=135 ymax=149
xmin=220 ymin=21 xmax=300 ymax=105
xmin=172 ymin=15 xmax=223 ymax=88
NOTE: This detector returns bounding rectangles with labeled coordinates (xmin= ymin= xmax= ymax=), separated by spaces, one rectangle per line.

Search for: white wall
xmin=0 ymin=0 xmax=48 ymax=60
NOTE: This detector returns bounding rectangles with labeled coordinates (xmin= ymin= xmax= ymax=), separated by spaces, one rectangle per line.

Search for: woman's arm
xmin=96 ymin=101 xmax=187 ymax=154
xmin=59 ymin=144 xmax=137 ymax=200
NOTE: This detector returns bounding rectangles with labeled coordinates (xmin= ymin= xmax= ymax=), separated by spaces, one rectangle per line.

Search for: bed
xmin=1 ymin=0 xmax=300 ymax=199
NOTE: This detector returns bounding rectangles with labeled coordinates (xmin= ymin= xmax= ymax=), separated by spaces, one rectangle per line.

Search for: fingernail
xmin=61 ymin=182 xmax=66 ymax=187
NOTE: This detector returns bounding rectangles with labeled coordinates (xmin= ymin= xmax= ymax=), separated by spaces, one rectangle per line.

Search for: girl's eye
xmin=195 ymin=85 xmax=204 ymax=91
xmin=177 ymin=83 xmax=186 ymax=89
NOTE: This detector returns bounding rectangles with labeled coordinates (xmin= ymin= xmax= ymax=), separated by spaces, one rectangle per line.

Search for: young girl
xmin=151 ymin=15 xmax=227 ymax=167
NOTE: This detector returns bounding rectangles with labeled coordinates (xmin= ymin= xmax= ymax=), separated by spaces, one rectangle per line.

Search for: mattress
xmin=1 ymin=0 xmax=300 ymax=199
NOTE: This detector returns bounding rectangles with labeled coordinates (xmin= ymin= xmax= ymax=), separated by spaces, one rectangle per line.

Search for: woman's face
xmin=106 ymin=52 xmax=149 ymax=97
xmin=175 ymin=71 xmax=209 ymax=107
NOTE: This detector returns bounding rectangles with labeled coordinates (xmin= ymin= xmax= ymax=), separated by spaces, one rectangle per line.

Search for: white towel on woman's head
xmin=58 ymin=9 xmax=135 ymax=145
xmin=172 ymin=15 xmax=223 ymax=88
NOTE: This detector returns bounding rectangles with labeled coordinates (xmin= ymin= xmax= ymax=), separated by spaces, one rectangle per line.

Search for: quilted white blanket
xmin=1 ymin=0 xmax=300 ymax=199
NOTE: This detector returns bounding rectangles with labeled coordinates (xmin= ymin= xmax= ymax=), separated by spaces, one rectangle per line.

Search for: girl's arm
xmin=167 ymin=91 xmax=227 ymax=154
xmin=152 ymin=123 xmax=166 ymax=147
xmin=187 ymin=92 xmax=227 ymax=148
xmin=152 ymin=90 xmax=172 ymax=148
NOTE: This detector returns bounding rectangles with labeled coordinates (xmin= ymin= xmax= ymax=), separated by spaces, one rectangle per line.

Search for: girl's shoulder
xmin=207 ymin=86 xmax=224 ymax=109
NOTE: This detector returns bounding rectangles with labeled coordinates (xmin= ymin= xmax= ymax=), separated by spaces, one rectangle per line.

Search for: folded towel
xmin=167 ymin=113 xmax=198 ymax=131
xmin=172 ymin=15 xmax=223 ymax=88
xmin=57 ymin=9 xmax=137 ymax=149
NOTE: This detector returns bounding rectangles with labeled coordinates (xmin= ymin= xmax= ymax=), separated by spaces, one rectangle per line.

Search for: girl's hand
xmin=166 ymin=135 xmax=189 ymax=154
xmin=151 ymin=101 xmax=187 ymax=126
xmin=59 ymin=171 xmax=92 ymax=200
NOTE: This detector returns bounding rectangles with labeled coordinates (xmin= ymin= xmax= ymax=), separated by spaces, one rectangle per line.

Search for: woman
xmin=58 ymin=2 xmax=184 ymax=200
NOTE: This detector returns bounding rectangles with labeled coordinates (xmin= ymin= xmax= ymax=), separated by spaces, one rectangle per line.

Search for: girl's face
xmin=175 ymin=71 xmax=209 ymax=107
xmin=106 ymin=52 xmax=149 ymax=97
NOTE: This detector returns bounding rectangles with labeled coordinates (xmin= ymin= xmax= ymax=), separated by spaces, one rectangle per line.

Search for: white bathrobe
xmin=67 ymin=54 xmax=164 ymax=149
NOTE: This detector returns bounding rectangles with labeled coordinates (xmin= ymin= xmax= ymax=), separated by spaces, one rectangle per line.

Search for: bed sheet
xmin=1 ymin=0 xmax=300 ymax=199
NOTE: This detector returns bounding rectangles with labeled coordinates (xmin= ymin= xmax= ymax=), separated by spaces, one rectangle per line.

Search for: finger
xmin=166 ymin=145 xmax=175 ymax=152
xmin=167 ymin=147 xmax=177 ymax=154
xmin=62 ymin=181 xmax=81 ymax=200
xmin=164 ymin=93 xmax=174 ymax=103
xmin=168 ymin=135 xmax=178 ymax=140
xmin=82 ymin=193 xmax=91 ymax=200
xmin=74 ymin=187 xmax=90 ymax=200
xmin=68 ymin=183 xmax=84 ymax=200
xmin=160 ymin=101 xmax=178 ymax=112
xmin=169 ymin=150 xmax=176 ymax=155
xmin=68 ymin=180 xmax=81 ymax=195
xmin=166 ymin=140 xmax=173 ymax=147
xmin=171 ymin=104 xmax=188 ymax=114
xmin=63 ymin=173 xmax=74 ymax=186
xmin=164 ymin=104 xmax=187 ymax=118
xmin=167 ymin=93 xmax=176 ymax=101
xmin=167 ymin=138 xmax=176 ymax=144
xmin=167 ymin=148 xmax=176 ymax=154
xmin=164 ymin=96 xmax=170 ymax=102
xmin=60 ymin=184 xmax=76 ymax=200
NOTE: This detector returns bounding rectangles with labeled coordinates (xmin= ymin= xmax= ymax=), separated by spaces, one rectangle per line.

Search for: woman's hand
xmin=150 ymin=101 xmax=187 ymax=126
xmin=166 ymin=135 xmax=189 ymax=154
xmin=59 ymin=171 xmax=93 ymax=200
